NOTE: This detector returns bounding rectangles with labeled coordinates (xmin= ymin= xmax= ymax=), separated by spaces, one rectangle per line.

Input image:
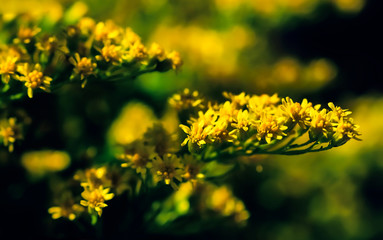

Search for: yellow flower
xmin=80 ymin=185 xmax=114 ymax=217
xmin=151 ymin=153 xmax=184 ymax=190
xmin=180 ymin=120 xmax=214 ymax=150
xmin=328 ymin=102 xmax=352 ymax=121
xmin=149 ymin=42 xmax=166 ymax=61
xmin=249 ymin=93 xmax=280 ymax=109
xmin=182 ymin=154 xmax=204 ymax=184
xmin=223 ymin=91 xmax=250 ymax=108
xmin=14 ymin=26 xmax=41 ymax=44
xmin=16 ymin=63 xmax=52 ymax=98
xmin=169 ymin=88 xmax=204 ymax=111
xmin=35 ymin=36 xmax=69 ymax=54
xmin=332 ymin=117 xmax=361 ymax=146
xmin=48 ymin=192 xmax=84 ymax=221
xmin=69 ymin=53 xmax=97 ymax=87
xmin=0 ymin=117 xmax=23 ymax=152
xmin=0 ymin=56 xmax=18 ymax=84
xmin=118 ymin=140 xmax=155 ymax=176
xmin=96 ymin=42 xmax=124 ymax=64
xmin=126 ymin=41 xmax=148 ymax=62
xmin=77 ymin=17 xmax=96 ymax=36
xmin=94 ymin=20 xmax=122 ymax=43
xmin=256 ymin=112 xmax=288 ymax=144
xmin=167 ymin=50 xmax=182 ymax=71
xmin=74 ymin=166 xmax=111 ymax=190
xmin=280 ymin=97 xmax=313 ymax=129
xmin=121 ymin=27 xmax=142 ymax=48
xmin=309 ymin=108 xmax=333 ymax=140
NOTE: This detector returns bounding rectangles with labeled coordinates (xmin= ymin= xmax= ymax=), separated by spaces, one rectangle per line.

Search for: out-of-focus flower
xmin=48 ymin=192 xmax=84 ymax=221
xmin=0 ymin=55 xmax=18 ymax=84
xmin=206 ymin=185 xmax=250 ymax=224
xmin=21 ymin=150 xmax=70 ymax=176
xmin=118 ymin=141 xmax=155 ymax=176
xmin=169 ymin=88 xmax=204 ymax=111
xmin=74 ymin=166 xmax=111 ymax=190
xmin=14 ymin=26 xmax=41 ymax=44
xmin=108 ymin=102 xmax=157 ymax=145
xmin=0 ymin=117 xmax=23 ymax=152
xmin=151 ymin=153 xmax=184 ymax=190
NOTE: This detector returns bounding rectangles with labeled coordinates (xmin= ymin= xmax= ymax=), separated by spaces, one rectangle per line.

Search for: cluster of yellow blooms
xmin=47 ymin=89 xmax=361 ymax=223
xmin=0 ymin=117 xmax=23 ymax=152
xmin=0 ymin=15 xmax=181 ymax=99
xmin=173 ymin=90 xmax=361 ymax=157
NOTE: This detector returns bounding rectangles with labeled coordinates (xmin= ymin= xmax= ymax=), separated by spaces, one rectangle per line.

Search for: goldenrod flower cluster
xmin=0 ymin=14 xmax=181 ymax=100
xmin=0 ymin=117 xmax=23 ymax=152
xmin=177 ymin=90 xmax=361 ymax=157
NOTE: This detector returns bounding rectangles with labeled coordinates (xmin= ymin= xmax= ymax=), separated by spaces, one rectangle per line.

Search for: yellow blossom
xmin=16 ymin=63 xmax=52 ymax=98
xmin=169 ymin=88 xmax=204 ymax=111
xmin=69 ymin=53 xmax=97 ymax=87
xmin=77 ymin=17 xmax=96 ymax=36
xmin=280 ymin=97 xmax=313 ymax=129
xmin=328 ymin=102 xmax=352 ymax=121
xmin=151 ymin=153 xmax=184 ymax=190
xmin=74 ymin=166 xmax=111 ymax=190
xmin=0 ymin=117 xmax=23 ymax=152
xmin=80 ymin=185 xmax=114 ymax=217
xmin=0 ymin=55 xmax=18 ymax=84
xmin=167 ymin=50 xmax=182 ymax=71
xmin=332 ymin=117 xmax=361 ymax=146
xmin=48 ymin=192 xmax=84 ymax=221
xmin=121 ymin=27 xmax=142 ymax=48
xmin=126 ymin=41 xmax=148 ymax=62
xmin=14 ymin=26 xmax=41 ymax=44
xmin=96 ymin=42 xmax=124 ymax=64
xmin=118 ymin=140 xmax=155 ymax=176
xmin=180 ymin=120 xmax=214 ymax=150
xmin=223 ymin=91 xmax=250 ymax=107
xmin=94 ymin=20 xmax=122 ymax=43
xmin=182 ymin=154 xmax=204 ymax=184
xmin=149 ymin=42 xmax=166 ymax=61
xmin=309 ymin=108 xmax=333 ymax=140
xmin=35 ymin=36 xmax=69 ymax=54
xmin=256 ymin=112 xmax=288 ymax=144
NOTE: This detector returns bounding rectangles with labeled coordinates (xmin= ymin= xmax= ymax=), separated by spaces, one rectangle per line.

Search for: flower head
xmin=48 ymin=192 xmax=84 ymax=221
xmin=69 ymin=53 xmax=97 ymax=87
xmin=309 ymin=108 xmax=333 ymax=141
xmin=151 ymin=153 xmax=184 ymax=190
xmin=0 ymin=56 xmax=18 ymax=84
xmin=117 ymin=140 xmax=155 ymax=176
xmin=96 ymin=42 xmax=124 ymax=64
xmin=14 ymin=26 xmax=41 ymax=44
xmin=80 ymin=185 xmax=114 ymax=217
xmin=169 ymin=88 xmax=204 ymax=111
xmin=332 ymin=117 xmax=361 ymax=146
xmin=182 ymin=154 xmax=204 ymax=184
xmin=256 ymin=112 xmax=287 ymax=144
xmin=0 ymin=117 xmax=23 ymax=152
xmin=280 ymin=97 xmax=313 ymax=129
xmin=180 ymin=120 xmax=214 ymax=151
xmin=16 ymin=63 xmax=52 ymax=98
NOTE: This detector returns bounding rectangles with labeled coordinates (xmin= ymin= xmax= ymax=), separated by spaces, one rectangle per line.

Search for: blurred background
xmin=0 ymin=0 xmax=382 ymax=239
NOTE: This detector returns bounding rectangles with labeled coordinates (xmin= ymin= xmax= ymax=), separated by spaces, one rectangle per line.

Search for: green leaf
xmin=202 ymin=160 xmax=235 ymax=179
xmin=10 ymin=93 xmax=24 ymax=100
xmin=91 ymin=213 xmax=98 ymax=226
